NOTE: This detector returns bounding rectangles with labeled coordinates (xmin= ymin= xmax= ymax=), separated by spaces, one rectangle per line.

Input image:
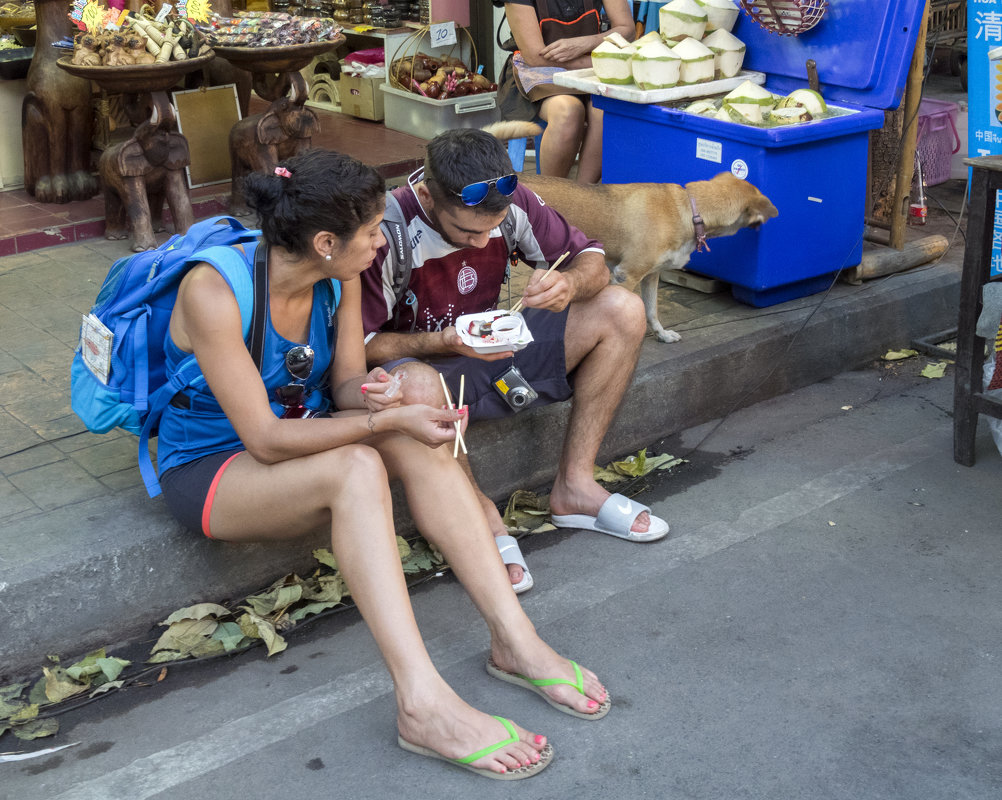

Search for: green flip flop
xmin=486 ymin=658 xmax=612 ymax=721
xmin=397 ymin=715 xmax=553 ymax=780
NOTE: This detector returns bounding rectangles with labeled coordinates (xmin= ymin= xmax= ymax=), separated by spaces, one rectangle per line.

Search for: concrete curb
xmin=0 ymin=258 xmax=961 ymax=678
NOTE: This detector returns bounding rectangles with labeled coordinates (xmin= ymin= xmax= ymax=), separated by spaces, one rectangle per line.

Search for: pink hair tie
xmin=274 ymin=166 xmax=292 ymax=178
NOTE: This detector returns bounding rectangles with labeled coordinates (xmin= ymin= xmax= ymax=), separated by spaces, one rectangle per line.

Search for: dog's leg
xmin=639 ymin=271 xmax=681 ymax=343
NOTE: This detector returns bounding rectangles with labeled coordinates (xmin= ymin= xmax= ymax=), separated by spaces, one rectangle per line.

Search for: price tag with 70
xmin=430 ymin=21 xmax=457 ymax=47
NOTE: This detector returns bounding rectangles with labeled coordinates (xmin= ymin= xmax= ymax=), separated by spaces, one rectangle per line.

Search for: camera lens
xmin=509 ymin=388 xmax=529 ymax=407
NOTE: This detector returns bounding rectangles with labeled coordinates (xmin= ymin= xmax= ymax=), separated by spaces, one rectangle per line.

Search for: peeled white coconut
xmin=695 ymin=0 xmax=740 ymax=33
xmin=672 ymin=36 xmax=716 ymax=85
xmin=776 ymin=88 xmax=828 ymax=117
xmin=630 ymin=39 xmax=681 ymax=91
xmin=769 ymin=106 xmax=812 ymax=125
xmin=721 ymin=79 xmax=776 ymax=124
xmin=714 ymin=106 xmax=733 ymax=122
xmin=702 ymin=28 xmax=746 ymax=79
xmin=685 ymin=99 xmax=718 ymax=116
xmin=591 ymin=41 xmax=634 ymax=85
xmin=635 ymin=30 xmax=664 ymax=46
xmin=659 ymin=0 xmax=707 ymax=43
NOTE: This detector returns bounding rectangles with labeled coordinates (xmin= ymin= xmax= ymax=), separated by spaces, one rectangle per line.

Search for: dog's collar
xmin=687 ymin=193 xmax=710 ymax=253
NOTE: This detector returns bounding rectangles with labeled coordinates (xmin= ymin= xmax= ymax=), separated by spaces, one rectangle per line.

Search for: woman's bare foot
xmin=549 ymin=479 xmax=652 ymax=534
xmin=489 ymin=637 xmax=608 ymax=717
xmin=396 ymin=681 xmax=547 ymax=775
xmin=478 ymin=495 xmax=524 ymax=587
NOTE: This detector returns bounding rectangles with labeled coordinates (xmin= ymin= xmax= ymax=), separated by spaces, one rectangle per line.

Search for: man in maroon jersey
xmin=360 ymin=129 xmax=669 ymax=593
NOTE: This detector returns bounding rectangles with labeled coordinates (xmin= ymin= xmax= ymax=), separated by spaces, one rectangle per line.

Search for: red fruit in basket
xmin=425 ymin=82 xmax=441 ymax=98
xmin=488 ymin=83 xmax=498 ymax=91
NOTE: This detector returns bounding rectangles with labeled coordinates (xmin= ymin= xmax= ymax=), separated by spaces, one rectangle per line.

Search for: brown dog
xmin=485 ymin=123 xmax=779 ymax=342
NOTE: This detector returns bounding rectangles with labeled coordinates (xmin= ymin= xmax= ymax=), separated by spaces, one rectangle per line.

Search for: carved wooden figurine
xmin=23 ymin=0 xmax=100 ymax=203
xmin=99 ymin=95 xmax=194 ymax=252
xmin=228 ymin=73 xmax=319 ymax=215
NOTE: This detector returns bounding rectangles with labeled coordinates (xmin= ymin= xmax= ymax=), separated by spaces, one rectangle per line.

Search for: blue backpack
xmin=70 ymin=216 xmax=266 ymax=498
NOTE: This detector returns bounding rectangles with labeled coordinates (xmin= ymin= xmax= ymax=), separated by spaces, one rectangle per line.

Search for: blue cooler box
xmin=596 ymin=0 xmax=926 ymax=307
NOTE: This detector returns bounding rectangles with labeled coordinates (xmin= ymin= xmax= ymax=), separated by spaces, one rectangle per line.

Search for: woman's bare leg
xmin=373 ymin=434 xmax=609 ymax=716
xmin=575 ymin=102 xmax=604 ymax=184
xmin=539 ymin=95 xmax=587 ymax=179
xmin=207 ymin=444 xmax=547 ymax=774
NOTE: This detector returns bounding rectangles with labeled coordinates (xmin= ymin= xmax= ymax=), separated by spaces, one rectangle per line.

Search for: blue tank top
xmin=156 ymin=241 xmax=340 ymax=475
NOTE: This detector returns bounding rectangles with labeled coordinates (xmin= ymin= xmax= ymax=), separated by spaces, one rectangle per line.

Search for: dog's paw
xmin=656 ymin=328 xmax=682 ymax=344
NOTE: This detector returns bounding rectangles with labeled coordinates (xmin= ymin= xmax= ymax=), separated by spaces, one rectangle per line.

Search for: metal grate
xmin=737 ymin=0 xmax=828 ymax=36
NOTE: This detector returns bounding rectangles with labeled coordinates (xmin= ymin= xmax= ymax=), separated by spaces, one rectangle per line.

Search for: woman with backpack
xmin=154 ymin=149 xmax=609 ymax=779
xmin=497 ymin=0 xmax=636 ymax=182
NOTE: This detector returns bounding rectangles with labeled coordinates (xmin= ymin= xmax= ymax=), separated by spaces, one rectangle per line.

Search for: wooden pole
xmin=889 ymin=0 xmax=930 ymax=250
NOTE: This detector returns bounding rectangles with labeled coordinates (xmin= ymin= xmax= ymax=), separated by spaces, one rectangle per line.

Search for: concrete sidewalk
xmin=0 ymin=193 xmax=966 ymax=678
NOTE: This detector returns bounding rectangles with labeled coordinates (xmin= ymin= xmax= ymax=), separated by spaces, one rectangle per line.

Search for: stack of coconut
xmin=591 ymin=0 xmax=745 ymax=91
xmin=590 ymin=0 xmax=829 ymax=127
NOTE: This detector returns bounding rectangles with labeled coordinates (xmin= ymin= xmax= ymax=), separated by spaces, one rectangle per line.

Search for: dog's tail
xmin=482 ymin=120 xmax=544 ymax=142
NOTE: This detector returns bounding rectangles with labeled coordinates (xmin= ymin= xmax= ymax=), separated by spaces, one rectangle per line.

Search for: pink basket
xmin=917 ymin=97 xmax=961 ymax=186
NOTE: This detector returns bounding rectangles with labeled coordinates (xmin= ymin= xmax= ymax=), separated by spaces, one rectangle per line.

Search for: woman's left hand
xmin=539 ymin=36 xmax=594 ymax=63
xmin=360 ymin=368 xmax=405 ymax=412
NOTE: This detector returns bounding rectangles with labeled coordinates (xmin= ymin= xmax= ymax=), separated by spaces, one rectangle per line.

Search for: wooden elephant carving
xmin=99 ymin=98 xmax=194 ymax=252
xmin=22 ymin=0 xmax=100 ymax=203
xmin=228 ymin=76 xmax=319 ymax=215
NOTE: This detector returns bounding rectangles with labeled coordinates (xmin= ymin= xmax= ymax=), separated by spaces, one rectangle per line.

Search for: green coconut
xmin=672 ymin=36 xmax=716 ymax=85
xmin=695 ymin=0 xmax=740 ymax=33
xmin=721 ymin=79 xmax=777 ymax=124
xmin=630 ymin=39 xmax=682 ymax=90
xmin=591 ymin=40 xmax=635 ymax=85
xmin=702 ymin=28 xmax=746 ymax=79
xmin=769 ymin=106 xmax=813 ymax=125
xmin=685 ymin=99 xmax=719 ymax=116
xmin=776 ymin=88 xmax=828 ymax=116
xmin=659 ymin=0 xmax=708 ymax=43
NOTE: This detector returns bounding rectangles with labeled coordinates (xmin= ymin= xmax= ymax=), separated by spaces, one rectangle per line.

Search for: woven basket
xmin=737 ymin=0 xmax=827 ymax=36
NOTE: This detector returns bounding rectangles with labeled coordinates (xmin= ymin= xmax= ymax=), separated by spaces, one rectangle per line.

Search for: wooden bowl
xmin=0 ymin=15 xmax=34 ymax=33
xmin=56 ymin=52 xmax=215 ymax=94
xmin=212 ymin=38 xmax=344 ymax=74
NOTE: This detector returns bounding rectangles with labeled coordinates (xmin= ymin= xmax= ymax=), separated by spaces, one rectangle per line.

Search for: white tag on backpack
xmin=80 ymin=313 xmax=113 ymax=384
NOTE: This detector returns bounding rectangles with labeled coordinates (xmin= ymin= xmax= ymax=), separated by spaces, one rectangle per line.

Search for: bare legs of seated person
xmin=538 ymin=94 xmax=604 ymax=184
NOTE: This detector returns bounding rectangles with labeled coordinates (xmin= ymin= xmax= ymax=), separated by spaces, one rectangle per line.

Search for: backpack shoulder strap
xmin=380 ymin=193 xmax=412 ymax=307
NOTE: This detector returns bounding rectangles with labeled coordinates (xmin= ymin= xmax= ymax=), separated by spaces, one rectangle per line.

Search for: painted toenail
xmin=534 ymin=734 xmax=545 ymax=744
xmin=588 ymin=700 xmax=599 ymax=709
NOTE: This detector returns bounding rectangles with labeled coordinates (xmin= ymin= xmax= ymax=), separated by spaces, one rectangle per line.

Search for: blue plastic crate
xmin=597 ymin=0 xmax=927 ymax=307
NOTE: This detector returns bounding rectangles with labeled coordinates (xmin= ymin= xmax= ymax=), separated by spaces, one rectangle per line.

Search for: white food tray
xmin=553 ymin=68 xmax=767 ymax=104
xmin=456 ymin=311 xmax=533 ymax=354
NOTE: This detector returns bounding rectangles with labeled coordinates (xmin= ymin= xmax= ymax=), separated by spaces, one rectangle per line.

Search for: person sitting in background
xmin=360 ymin=129 xmax=669 ymax=596
xmin=156 ymin=149 xmax=609 ymax=779
xmin=497 ymin=0 xmax=635 ymax=182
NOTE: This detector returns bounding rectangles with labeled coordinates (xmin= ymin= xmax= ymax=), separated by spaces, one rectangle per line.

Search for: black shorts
xmin=159 ymin=448 xmax=243 ymax=538
xmin=387 ymin=307 xmax=572 ymax=420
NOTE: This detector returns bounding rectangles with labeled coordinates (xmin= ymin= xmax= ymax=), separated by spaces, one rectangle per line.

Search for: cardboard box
xmin=339 ymin=73 xmax=385 ymax=121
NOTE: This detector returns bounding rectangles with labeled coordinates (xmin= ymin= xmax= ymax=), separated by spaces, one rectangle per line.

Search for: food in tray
xmin=659 ymin=0 xmax=707 ymax=43
xmin=702 ymin=28 xmax=745 ymax=79
xmin=682 ymin=81 xmax=838 ymax=128
xmin=197 ymin=12 xmax=341 ymax=46
xmin=391 ymin=52 xmax=496 ymax=100
xmin=456 ymin=311 xmax=534 ymax=353
xmin=630 ymin=38 xmax=680 ymax=91
xmin=672 ymin=36 xmax=715 ymax=85
xmin=695 ymin=0 xmax=739 ymax=34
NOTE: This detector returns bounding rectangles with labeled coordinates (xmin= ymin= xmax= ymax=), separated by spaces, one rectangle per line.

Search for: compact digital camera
xmin=493 ymin=365 xmax=538 ymax=412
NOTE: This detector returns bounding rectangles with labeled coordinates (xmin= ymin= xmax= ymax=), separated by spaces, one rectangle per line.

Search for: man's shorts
xmin=159 ymin=448 xmax=243 ymax=538
xmin=399 ymin=307 xmax=572 ymax=420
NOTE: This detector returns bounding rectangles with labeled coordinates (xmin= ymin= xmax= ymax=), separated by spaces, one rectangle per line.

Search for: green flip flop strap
xmin=455 ymin=716 xmax=519 ymax=765
xmin=520 ymin=660 xmax=585 ymax=695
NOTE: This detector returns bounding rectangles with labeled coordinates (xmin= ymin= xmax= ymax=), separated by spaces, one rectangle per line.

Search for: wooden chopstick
xmin=509 ymin=251 xmax=571 ymax=316
xmin=453 ymin=374 xmax=465 ymax=458
xmin=439 ymin=372 xmax=468 ymax=457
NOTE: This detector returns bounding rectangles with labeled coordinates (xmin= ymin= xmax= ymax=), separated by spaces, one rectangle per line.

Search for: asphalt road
xmin=3 ymin=359 xmax=1001 ymax=800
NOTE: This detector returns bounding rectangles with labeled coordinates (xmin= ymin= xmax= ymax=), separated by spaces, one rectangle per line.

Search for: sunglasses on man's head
xmin=455 ymin=174 xmax=518 ymax=206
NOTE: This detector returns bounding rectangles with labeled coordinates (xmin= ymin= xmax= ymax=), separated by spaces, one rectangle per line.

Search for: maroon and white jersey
xmin=360 ymin=183 xmax=603 ymax=338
